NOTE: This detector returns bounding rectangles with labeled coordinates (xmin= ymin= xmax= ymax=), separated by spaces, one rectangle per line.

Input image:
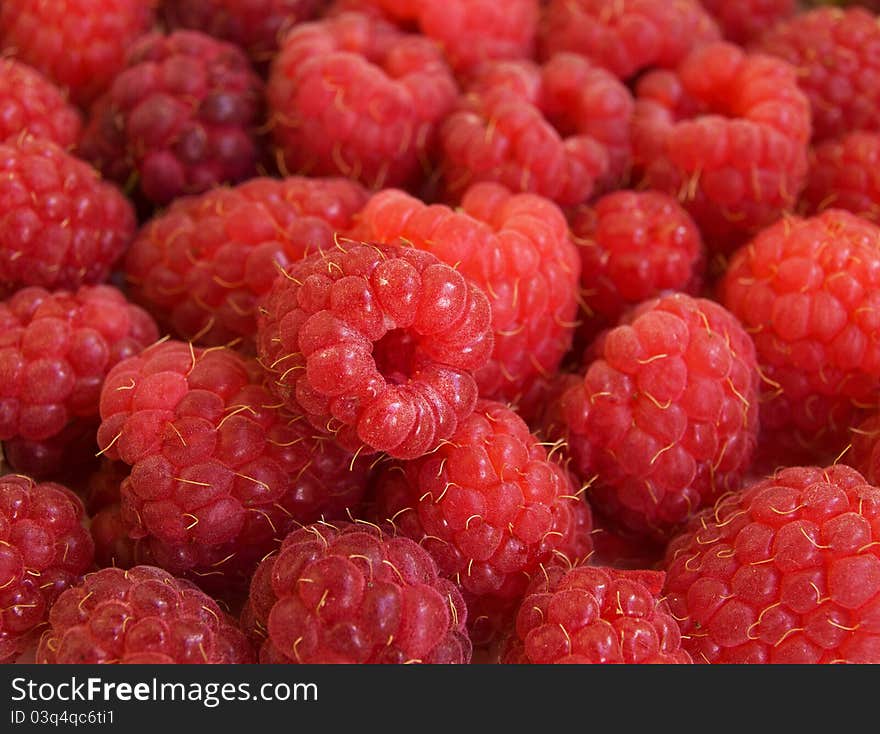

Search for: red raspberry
xmin=0 ymin=59 xmax=81 ymax=148
xmin=664 ymin=464 xmax=880 ymax=664
xmin=800 ymin=132 xmax=880 ymax=224
xmin=241 ymin=520 xmax=471 ymax=663
xmin=440 ymin=54 xmax=633 ymax=207
xmin=349 ymin=183 xmax=579 ymax=421
xmin=36 ymin=566 xmax=254 ymax=664
xmin=632 ymin=41 xmax=811 ymax=257
xmin=0 ymin=0 xmax=156 ymax=108
xmin=698 ymin=0 xmax=796 ymax=46
xmin=256 ymin=241 xmax=493 ymax=460
xmin=755 ymin=7 xmax=880 ymax=143
xmin=559 ymin=292 xmax=761 ymax=541
xmin=539 ymin=0 xmax=721 ymax=81
xmin=79 ymin=31 xmax=263 ymax=206
xmin=0 ymin=134 xmax=136 ymax=293
xmin=720 ymin=210 xmax=880 ymax=468
xmin=161 ymin=0 xmax=323 ymax=62
xmin=572 ymin=190 xmax=705 ymax=345
xmin=499 ymin=565 xmax=692 ymax=664
xmin=0 ymin=474 xmax=94 ymax=663
xmin=96 ymin=341 xmax=370 ymax=590
xmin=124 ymin=176 xmax=368 ymax=347
xmin=268 ymin=12 xmax=458 ymax=191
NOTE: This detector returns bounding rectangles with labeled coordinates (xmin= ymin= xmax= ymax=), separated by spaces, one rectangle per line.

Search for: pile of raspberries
xmin=4 ymin=0 xmax=880 ymax=666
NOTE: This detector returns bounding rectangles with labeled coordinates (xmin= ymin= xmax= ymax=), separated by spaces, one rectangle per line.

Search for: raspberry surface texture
xmin=36 ymin=565 xmax=254 ymax=663
xmin=241 ymin=520 xmax=471 ymax=663
xmin=256 ymin=241 xmax=493 ymax=459
xmin=499 ymin=565 xmax=692 ymax=663
xmin=664 ymin=464 xmax=880 ymax=664
xmin=349 ymin=183 xmax=579 ymax=421
xmin=79 ymin=30 xmax=264 ymax=206
xmin=124 ymin=176 xmax=369 ymax=347
xmin=268 ymin=11 xmax=458 ymax=191
xmin=559 ymin=292 xmax=760 ymax=541
xmin=632 ymin=41 xmax=811 ymax=256
xmin=0 ymin=134 xmax=136 ymax=293
xmin=0 ymin=474 xmax=94 ymax=663
xmin=440 ymin=54 xmax=633 ymax=206
xmin=699 ymin=0 xmax=796 ymax=45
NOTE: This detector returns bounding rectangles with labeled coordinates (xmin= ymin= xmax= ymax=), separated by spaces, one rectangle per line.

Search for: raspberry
xmin=572 ymin=190 xmax=705 ymax=345
xmin=539 ymin=0 xmax=721 ymax=81
xmin=0 ymin=58 xmax=81 ymax=149
xmin=439 ymin=54 xmax=633 ymax=207
xmin=800 ymin=132 xmax=880 ymax=224
xmin=664 ymin=464 xmax=880 ymax=664
xmin=161 ymin=0 xmax=323 ymax=62
xmin=79 ymin=31 xmax=264 ymax=206
xmin=847 ymin=413 xmax=880 ymax=486
xmin=699 ymin=0 xmax=796 ymax=45
xmin=719 ymin=210 xmax=880 ymax=468
xmin=268 ymin=12 xmax=458 ymax=191
xmin=0 ymin=134 xmax=136 ymax=293
xmin=559 ymin=292 xmax=761 ymax=541
xmin=36 ymin=566 xmax=254 ymax=664
xmin=0 ymin=0 xmax=156 ymax=108
xmin=632 ymin=41 xmax=811 ymax=256
xmin=498 ymin=565 xmax=692 ymax=664
xmin=124 ymin=176 xmax=368 ymax=347
xmin=755 ymin=7 xmax=880 ymax=143
xmin=96 ymin=341 xmax=370 ymax=590
xmin=0 ymin=474 xmax=94 ymax=663
xmin=240 ymin=520 xmax=471 ymax=663
xmin=256 ymin=241 xmax=493 ymax=459
xmin=349 ymin=183 xmax=579 ymax=421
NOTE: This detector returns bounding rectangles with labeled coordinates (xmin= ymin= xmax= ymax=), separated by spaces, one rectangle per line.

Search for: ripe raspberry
xmin=0 ymin=134 xmax=136 ymax=293
xmin=499 ymin=564 xmax=692 ymax=663
xmin=161 ymin=0 xmax=322 ymax=62
xmin=755 ymin=7 xmax=880 ymax=143
xmin=572 ymin=190 xmax=704 ymax=345
xmin=241 ymin=520 xmax=471 ymax=663
xmin=0 ymin=474 xmax=94 ymax=663
xmin=632 ymin=41 xmax=811 ymax=256
xmin=0 ymin=59 xmax=81 ymax=148
xmin=440 ymin=54 xmax=633 ymax=207
xmin=256 ymin=241 xmax=493 ymax=460
xmin=79 ymin=31 xmax=263 ymax=206
xmin=559 ymin=292 xmax=760 ymax=541
xmin=800 ymin=132 xmax=880 ymax=224
xmin=268 ymin=12 xmax=458 ymax=191
xmin=719 ymin=210 xmax=880 ymax=468
xmin=664 ymin=464 xmax=880 ymax=663
xmin=124 ymin=176 xmax=368 ymax=347
xmin=96 ymin=341 xmax=370 ymax=590
xmin=539 ymin=0 xmax=721 ymax=81
xmin=699 ymin=0 xmax=796 ymax=46
xmin=0 ymin=0 xmax=156 ymax=108
xmin=349 ymin=183 xmax=579 ymax=421
xmin=36 ymin=566 xmax=254 ymax=664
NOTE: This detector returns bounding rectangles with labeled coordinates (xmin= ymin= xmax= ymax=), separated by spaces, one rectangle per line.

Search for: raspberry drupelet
xmin=0 ymin=474 xmax=94 ymax=663
xmin=349 ymin=182 xmax=580 ymax=422
xmin=698 ymin=0 xmax=796 ymax=46
xmin=719 ymin=209 xmax=880 ymax=469
xmin=558 ymin=292 xmax=761 ymax=541
xmin=0 ymin=134 xmax=136 ymax=294
xmin=439 ymin=53 xmax=633 ymax=207
xmin=240 ymin=520 xmax=471 ymax=663
xmin=632 ymin=41 xmax=811 ymax=257
xmin=664 ymin=464 xmax=880 ymax=664
xmin=124 ymin=176 xmax=369 ymax=347
xmin=79 ymin=30 xmax=264 ymax=207
xmin=96 ymin=341 xmax=371 ymax=592
xmin=36 ymin=565 xmax=254 ymax=664
xmin=267 ymin=11 xmax=458 ymax=191
xmin=499 ymin=565 xmax=692 ymax=664
xmin=256 ymin=241 xmax=494 ymax=460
